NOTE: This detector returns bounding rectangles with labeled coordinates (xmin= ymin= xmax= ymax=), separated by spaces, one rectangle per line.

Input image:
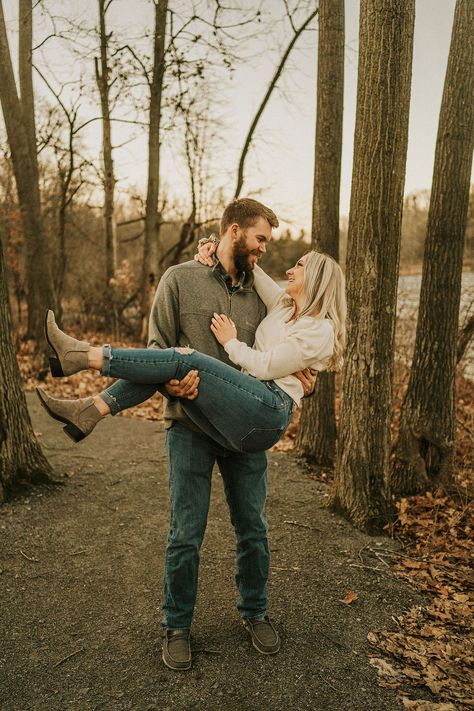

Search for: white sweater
xmin=224 ymin=265 xmax=334 ymax=406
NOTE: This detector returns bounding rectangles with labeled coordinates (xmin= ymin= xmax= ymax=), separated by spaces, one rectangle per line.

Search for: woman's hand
xmin=210 ymin=313 xmax=237 ymax=346
xmin=194 ymin=239 xmax=218 ymax=266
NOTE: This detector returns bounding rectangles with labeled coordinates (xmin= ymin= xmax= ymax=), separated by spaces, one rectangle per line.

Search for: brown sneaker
xmin=162 ymin=628 xmax=192 ymax=671
xmin=242 ymin=616 xmax=281 ymax=655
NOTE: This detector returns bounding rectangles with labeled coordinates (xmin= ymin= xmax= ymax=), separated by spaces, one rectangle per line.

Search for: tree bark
xmin=391 ymin=0 xmax=474 ymax=496
xmin=95 ymin=0 xmax=117 ymax=289
xmin=0 ymin=240 xmax=53 ymax=502
xmin=140 ymin=0 xmax=167 ymax=339
xmin=295 ymin=0 xmax=344 ymax=467
xmin=331 ymin=0 xmax=415 ymax=532
xmin=0 ymin=0 xmax=55 ymax=346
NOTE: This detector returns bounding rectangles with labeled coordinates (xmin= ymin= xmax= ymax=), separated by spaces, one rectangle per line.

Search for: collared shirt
xmin=211 ymin=255 xmax=247 ymax=294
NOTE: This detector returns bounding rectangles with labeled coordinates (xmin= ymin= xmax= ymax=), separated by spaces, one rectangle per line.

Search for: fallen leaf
xmin=402 ymin=698 xmax=457 ymax=710
xmin=340 ymin=590 xmax=359 ymax=605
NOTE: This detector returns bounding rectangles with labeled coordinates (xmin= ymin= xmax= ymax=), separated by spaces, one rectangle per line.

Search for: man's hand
xmin=164 ymin=369 xmax=200 ymax=400
xmin=293 ymin=368 xmax=317 ymax=397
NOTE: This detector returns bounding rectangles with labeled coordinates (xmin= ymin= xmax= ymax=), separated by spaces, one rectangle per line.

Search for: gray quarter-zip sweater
xmin=147 ymin=258 xmax=267 ymax=428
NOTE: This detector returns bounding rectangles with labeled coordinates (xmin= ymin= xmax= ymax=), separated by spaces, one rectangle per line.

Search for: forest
xmin=0 ymin=1 xmax=473 ymax=709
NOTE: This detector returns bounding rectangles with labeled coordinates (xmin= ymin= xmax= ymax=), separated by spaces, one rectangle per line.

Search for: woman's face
xmin=284 ymin=254 xmax=308 ymax=299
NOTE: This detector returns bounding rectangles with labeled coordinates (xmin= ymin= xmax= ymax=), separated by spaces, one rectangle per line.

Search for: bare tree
xmin=95 ymin=0 xmax=118 ymax=290
xmin=331 ymin=0 xmax=415 ymax=532
xmin=33 ymin=71 xmax=88 ymax=320
xmin=0 ymin=0 xmax=56 ymax=347
xmin=140 ymin=0 xmax=168 ymax=339
xmin=0 ymin=239 xmax=53 ymax=501
xmin=234 ymin=6 xmax=318 ymax=199
xmin=391 ymin=0 xmax=474 ymax=495
xmin=295 ymin=0 xmax=344 ymax=467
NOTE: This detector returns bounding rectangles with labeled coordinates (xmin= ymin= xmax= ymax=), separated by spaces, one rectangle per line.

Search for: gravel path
xmin=0 ymin=394 xmax=422 ymax=711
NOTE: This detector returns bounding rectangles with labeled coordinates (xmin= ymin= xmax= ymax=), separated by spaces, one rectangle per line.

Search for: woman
xmin=37 ymin=250 xmax=346 ymax=453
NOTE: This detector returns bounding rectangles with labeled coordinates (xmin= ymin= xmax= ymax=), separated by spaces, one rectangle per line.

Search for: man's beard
xmin=233 ymin=235 xmax=258 ymax=273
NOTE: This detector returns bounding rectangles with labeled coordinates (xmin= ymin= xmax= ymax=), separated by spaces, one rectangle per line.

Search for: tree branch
xmin=234 ymin=7 xmax=318 ymax=198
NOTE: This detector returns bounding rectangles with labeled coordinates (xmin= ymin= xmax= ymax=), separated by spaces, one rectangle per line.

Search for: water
xmin=277 ymin=272 xmax=474 ymax=381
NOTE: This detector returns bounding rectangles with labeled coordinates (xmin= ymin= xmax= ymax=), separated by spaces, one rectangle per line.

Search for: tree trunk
xmin=391 ymin=0 xmax=474 ymax=496
xmin=331 ymin=0 xmax=415 ymax=532
xmin=140 ymin=0 xmax=167 ymax=339
xmin=0 ymin=240 xmax=53 ymax=502
xmin=0 ymin=0 xmax=55 ymax=347
xmin=295 ymin=0 xmax=344 ymax=467
xmin=95 ymin=0 xmax=117 ymax=289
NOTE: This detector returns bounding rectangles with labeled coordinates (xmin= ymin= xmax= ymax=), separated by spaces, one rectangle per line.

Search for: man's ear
xmin=230 ymin=223 xmax=240 ymax=242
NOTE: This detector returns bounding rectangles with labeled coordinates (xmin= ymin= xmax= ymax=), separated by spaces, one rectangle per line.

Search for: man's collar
xmin=212 ymin=254 xmax=248 ymax=290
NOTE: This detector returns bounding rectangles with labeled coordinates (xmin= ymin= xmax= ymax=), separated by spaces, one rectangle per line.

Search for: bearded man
xmin=149 ymin=198 xmax=315 ymax=670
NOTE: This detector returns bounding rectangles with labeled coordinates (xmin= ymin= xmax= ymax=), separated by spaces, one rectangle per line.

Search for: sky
xmin=2 ymin=0 xmax=470 ymax=235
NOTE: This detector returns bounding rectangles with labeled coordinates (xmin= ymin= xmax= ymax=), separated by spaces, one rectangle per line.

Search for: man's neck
xmin=216 ymin=240 xmax=239 ymax=284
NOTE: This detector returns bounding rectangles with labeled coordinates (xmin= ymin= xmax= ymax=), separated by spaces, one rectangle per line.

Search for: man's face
xmin=232 ymin=216 xmax=272 ymax=272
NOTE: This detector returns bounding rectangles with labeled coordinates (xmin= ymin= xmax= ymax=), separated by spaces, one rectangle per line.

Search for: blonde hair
xmin=292 ymin=251 xmax=346 ymax=372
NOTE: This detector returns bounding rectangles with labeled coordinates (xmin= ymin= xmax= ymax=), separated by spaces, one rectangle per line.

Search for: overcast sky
xmin=2 ymin=0 xmax=471 ymax=234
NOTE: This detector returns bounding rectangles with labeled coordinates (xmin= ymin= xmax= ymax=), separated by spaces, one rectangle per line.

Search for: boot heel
xmin=63 ymin=423 xmax=86 ymax=443
xmin=49 ymin=357 xmax=65 ymax=378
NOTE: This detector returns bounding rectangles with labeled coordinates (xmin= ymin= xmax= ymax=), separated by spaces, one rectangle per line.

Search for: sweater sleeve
xmin=224 ymin=319 xmax=334 ymax=380
xmin=252 ymin=265 xmax=285 ymax=311
xmin=147 ymin=268 xmax=180 ymax=349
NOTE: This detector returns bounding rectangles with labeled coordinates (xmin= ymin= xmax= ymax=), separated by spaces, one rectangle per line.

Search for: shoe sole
xmin=161 ymin=651 xmax=192 ymax=671
xmin=36 ymin=389 xmax=86 ymax=443
xmin=44 ymin=311 xmax=65 ymax=378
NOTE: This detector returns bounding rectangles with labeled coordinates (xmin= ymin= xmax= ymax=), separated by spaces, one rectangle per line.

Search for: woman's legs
xmin=102 ymin=346 xmax=294 ymax=452
xmin=86 ymin=347 xmax=158 ymax=417
xmin=96 ymin=379 xmax=159 ymax=416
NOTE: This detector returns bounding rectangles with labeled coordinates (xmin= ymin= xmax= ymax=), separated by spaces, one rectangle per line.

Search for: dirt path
xmin=0 ymin=394 xmax=423 ymax=711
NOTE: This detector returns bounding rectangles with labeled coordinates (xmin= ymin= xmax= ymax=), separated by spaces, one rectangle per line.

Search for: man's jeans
xmin=163 ymin=423 xmax=269 ymax=629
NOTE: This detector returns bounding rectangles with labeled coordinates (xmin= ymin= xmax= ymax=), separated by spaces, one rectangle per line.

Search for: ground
xmin=0 ymin=394 xmax=425 ymax=711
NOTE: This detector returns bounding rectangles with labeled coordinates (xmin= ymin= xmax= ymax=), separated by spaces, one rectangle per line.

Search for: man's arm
xmin=293 ymin=368 xmax=317 ymax=397
xmin=148 ymin=269 xmax=200 ymax=400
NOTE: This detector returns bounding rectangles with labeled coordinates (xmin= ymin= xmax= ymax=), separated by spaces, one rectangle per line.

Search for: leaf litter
xmin=18 ymin=338 xmax=474 ymax=709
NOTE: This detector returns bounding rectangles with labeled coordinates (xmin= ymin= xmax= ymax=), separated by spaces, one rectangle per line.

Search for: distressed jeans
xmin=99 ymin=346 xmax=294 ymax=453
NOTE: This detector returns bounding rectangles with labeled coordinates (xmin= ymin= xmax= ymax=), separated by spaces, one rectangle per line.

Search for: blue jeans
xmin=100 ymin=346 xmax=294 ymax=453
xmin=163 ymin=423 xmax=269 ymax=628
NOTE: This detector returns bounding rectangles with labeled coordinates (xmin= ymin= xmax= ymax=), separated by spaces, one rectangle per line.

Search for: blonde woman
xmin=37 ymin=251 xmax=346 ymax=453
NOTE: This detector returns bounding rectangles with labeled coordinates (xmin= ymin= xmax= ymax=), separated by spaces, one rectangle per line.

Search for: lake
xmin=278 ymin=272 xmax=474 ymax=381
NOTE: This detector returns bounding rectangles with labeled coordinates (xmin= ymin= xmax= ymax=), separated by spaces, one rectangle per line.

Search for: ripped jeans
xmin=99 ymin=346 xmax=294 ymax=453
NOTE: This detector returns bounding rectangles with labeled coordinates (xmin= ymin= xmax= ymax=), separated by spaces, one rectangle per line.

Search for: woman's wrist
xmin=197 ymin=234 xmax=220 ymax=249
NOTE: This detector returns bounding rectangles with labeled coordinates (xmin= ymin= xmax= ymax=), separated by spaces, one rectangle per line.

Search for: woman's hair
xmin=294 ymin=251 xmax=346 ymax=372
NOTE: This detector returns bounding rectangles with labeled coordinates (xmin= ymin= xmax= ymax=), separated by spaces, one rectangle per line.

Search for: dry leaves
xmin=340 ymin=590 xmax=359 ymax=605
xmin=368 ymin=489 xmax=474 ymax=710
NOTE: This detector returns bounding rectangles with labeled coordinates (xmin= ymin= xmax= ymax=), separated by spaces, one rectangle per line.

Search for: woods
xmin=1 ymin=0 xmax=473 ymax=706
xmin=391 ymin=0 xmax=474 ymax=496
xmin=0 ymin=0 xmax=472 ymax=526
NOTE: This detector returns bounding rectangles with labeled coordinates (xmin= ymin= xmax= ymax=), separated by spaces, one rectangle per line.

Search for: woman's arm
xmin=224 ymin=320 xmax=334 ymax=381
xmin=252 ymin=265 xmax=285 ymax=311
xmin=194 ymin=239 xmax=284 ymax=312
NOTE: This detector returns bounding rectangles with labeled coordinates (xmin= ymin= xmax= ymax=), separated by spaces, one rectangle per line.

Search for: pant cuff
xmin=99 ymin=389 xmax=120 ymax=416
xmin=101 ymin=344 xmax=112 ymax=377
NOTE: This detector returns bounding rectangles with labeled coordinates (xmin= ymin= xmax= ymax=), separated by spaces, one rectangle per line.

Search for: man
xmin=148 ymin=198 xmax=315 ymax=670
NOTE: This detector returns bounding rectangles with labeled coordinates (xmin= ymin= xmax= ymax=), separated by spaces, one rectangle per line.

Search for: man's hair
xmin=220 ymin=198 xmax=279 ymax=234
